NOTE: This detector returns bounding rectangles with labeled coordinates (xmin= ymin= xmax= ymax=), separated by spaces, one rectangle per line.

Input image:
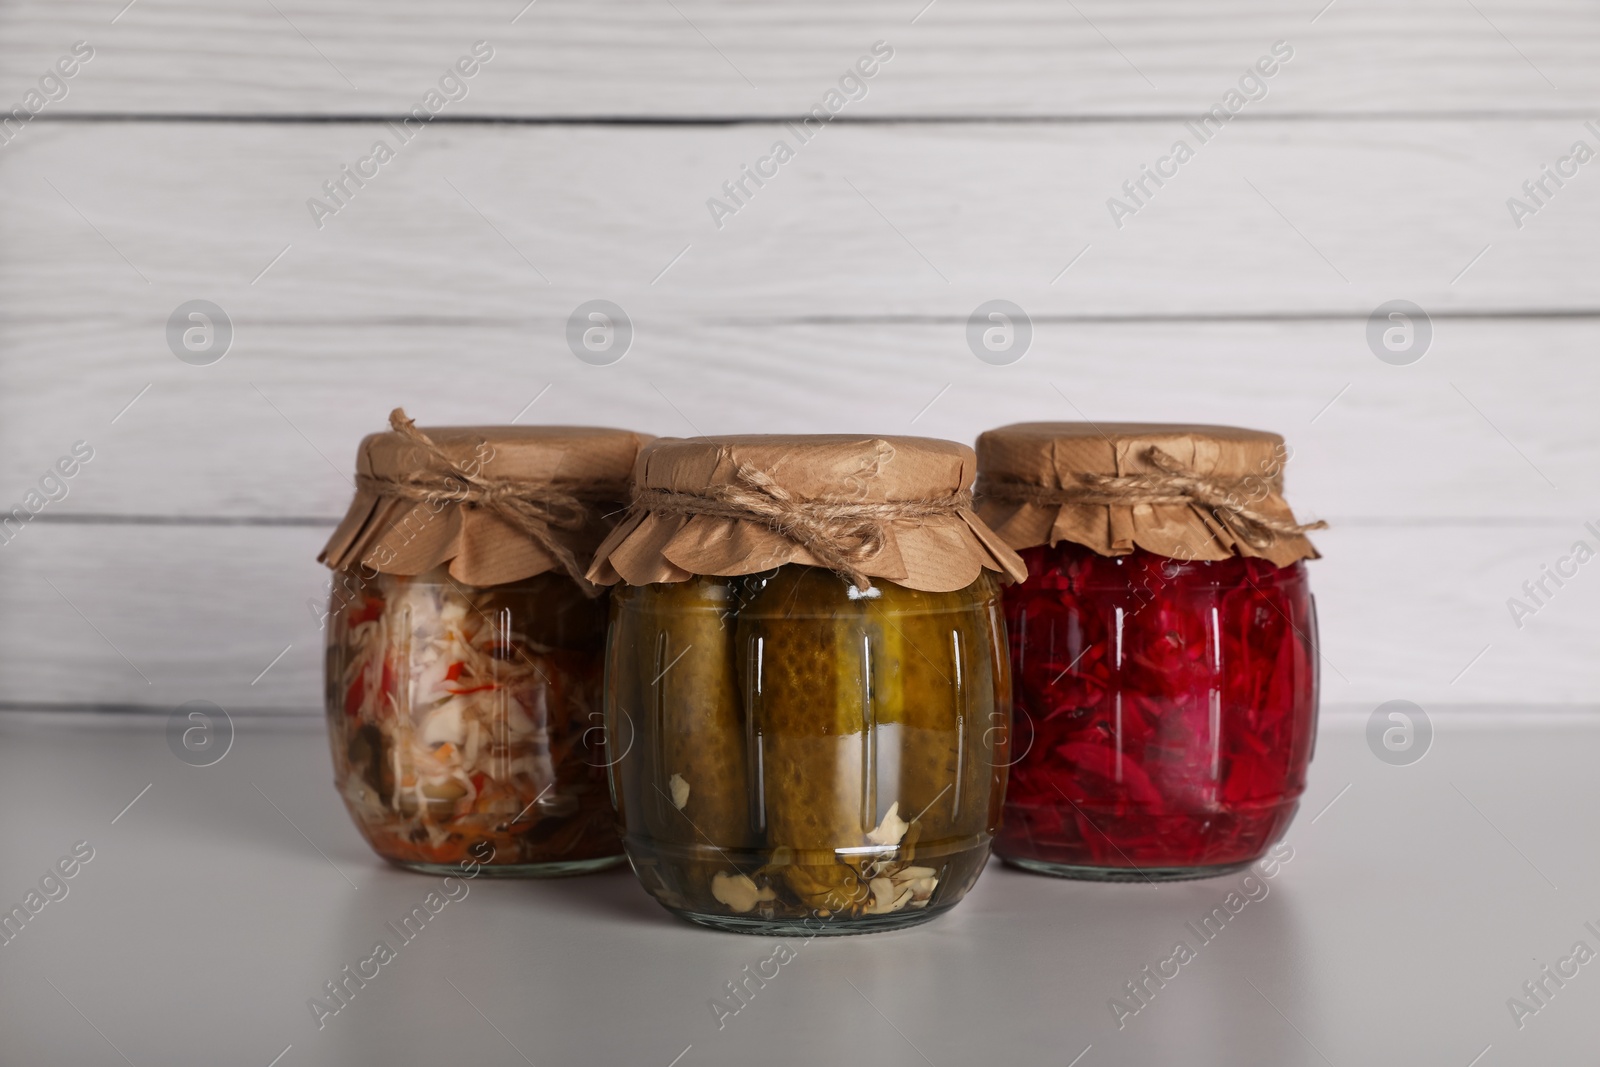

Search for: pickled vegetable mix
xmin=588 ymin=435 xmax=1026 ymax=933
xmin=328 ymin=570 xmax=618 ymax=872
xmin=319 ymin=412 xmax=650 ymax=875
xmin=976 ymin=423 xmax=1323 ymax=881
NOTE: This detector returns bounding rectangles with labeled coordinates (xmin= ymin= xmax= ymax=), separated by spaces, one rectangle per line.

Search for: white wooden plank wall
xmin=0 ymin=1 xmax=1596 ymax=116
xmin=0 ymin=0 xmax=1595 ymax=714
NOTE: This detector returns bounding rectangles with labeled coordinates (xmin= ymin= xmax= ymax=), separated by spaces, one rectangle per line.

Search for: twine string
xmin=978 ymin=446 xmax=1326 ymax=550
xmin=636 ymin=462 xmax=972 ymax=591
xmin=356 ymin=408 xmax=619 ymax=595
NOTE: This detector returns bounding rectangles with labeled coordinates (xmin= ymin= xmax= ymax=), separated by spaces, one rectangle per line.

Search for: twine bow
xmin=978 ymin=446 xmax=1326 ymax=551
xmin=356 ymin=408 xmax=617 ymax=595
xmin=636 ymin=462 xmax=972 ymax=591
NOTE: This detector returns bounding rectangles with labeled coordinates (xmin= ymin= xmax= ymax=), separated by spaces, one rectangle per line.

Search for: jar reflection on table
xmin=325 ymin=566 xmax=625 ymax=876
xmin=603 ymin=565 xmax=1011 ymax=934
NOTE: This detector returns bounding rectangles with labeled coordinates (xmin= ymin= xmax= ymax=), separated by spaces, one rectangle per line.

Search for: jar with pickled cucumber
xmin=588 ymin=434 xmax=1026 ymax=932
xmin=319 ymin=412 xmax=650 ymax=876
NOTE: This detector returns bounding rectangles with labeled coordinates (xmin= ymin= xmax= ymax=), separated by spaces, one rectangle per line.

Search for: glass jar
xmin=976 ymin=421 xmax=1322 ymax=881
xmin=318 ymin=413 xmax=650 ymax=875
xmin=326 ymin=567 xmax=624 ymax=876
xmin=994 ymin=543 xmax=1317 ymax=879
xmin=604 ymin=566 xmax=1010 ymax=933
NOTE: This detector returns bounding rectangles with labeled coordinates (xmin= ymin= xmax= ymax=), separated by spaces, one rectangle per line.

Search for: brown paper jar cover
xmin=974 ymin=422 xmax=1319 ymax=568
xmin=586 ymin=434 xmax=1027 ymax=593
xmin=319 ymin=423 xmax=652 ymax=587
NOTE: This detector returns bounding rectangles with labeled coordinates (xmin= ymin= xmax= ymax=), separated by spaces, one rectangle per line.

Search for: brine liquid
xmin=605 ymin=567 xmax=1009 ymax=932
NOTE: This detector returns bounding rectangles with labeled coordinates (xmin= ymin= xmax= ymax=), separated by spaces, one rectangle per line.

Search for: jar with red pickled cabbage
xmin=975 ymin=423 xmax=1324 ymax=881
xmin=318 ymin=410 xmax=650 ymax=876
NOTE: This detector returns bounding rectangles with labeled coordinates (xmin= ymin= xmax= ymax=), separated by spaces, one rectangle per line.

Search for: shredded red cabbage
xmin=995 ymin=542 xmax=1317 ymax=873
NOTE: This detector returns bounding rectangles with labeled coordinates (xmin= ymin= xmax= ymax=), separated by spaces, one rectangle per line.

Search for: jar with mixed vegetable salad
xmin=318 ymin=409 xmax=650 ymax=876
xmin=587 ymin=435 xmax=1026 ymax=933
xmin=975 ymin=423 xmax=1325 ymax=881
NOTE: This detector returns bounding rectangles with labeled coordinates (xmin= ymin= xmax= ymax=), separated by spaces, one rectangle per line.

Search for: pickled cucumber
xmin=737 ymin=567 xmax=876 ymax=851
xmin=863 ymin=576 xmax=1005 ymax=844
xmin=607 ymin=575 xmax=757 ymax=921
xmin=642 ymin=577 xmax=756 ymax=850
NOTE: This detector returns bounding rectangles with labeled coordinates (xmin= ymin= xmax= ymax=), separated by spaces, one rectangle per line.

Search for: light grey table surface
xmin=0 ymin=711 xmax=1591 ymax=1067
